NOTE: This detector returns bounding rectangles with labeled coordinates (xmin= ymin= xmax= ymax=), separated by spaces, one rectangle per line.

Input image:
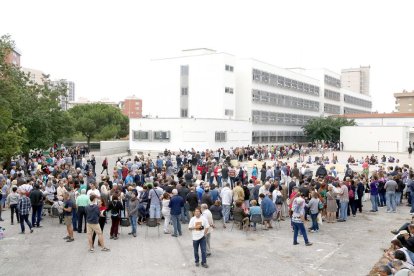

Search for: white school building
xmin=130 ymin=48 xmax=372 ymax=152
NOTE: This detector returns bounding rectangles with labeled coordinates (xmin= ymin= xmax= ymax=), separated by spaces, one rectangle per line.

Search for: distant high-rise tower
xmin=51 ymin=79 xmax=75 ymax=111
xmin=341 ymin=66 xmax=370 ymax=95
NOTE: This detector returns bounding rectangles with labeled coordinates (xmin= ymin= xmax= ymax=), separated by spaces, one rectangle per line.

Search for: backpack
xmin=275 ymin=195 xmax=283 ymax=205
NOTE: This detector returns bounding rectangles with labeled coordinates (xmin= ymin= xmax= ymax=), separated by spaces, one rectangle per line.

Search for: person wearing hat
xmin=169 ymin=189 xmax=184 ymax=237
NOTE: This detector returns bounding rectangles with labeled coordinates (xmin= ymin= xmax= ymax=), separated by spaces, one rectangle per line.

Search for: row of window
xmin=215 ymin=131 xmax=227 ymax=142
xmin=344 ymin=94 xmax=372 ymax=108
xmin=225 ymin=87 xmax=234 ymax=94
xmin=343 ymin=107 xmax=370 ymax=114
xmin=180 ymin=109 xmax=188 ymax=117
xmin=324 ymin=89 xmax=340 ymax=101
xmin=252 ymin=131 xmax=307 ymax=143
xmin=181 ymin=87 xmax=188 ymax=96
xmin=324 ymin=103 xmax=341 ymax=114
xmin=132 ymin=131 xmax=171 ymax=141
xmin=324 ymin=75 xmax=341 ymax=88
xmin=225 ymin=109 xmax=234 ymax=116
xmin=252 ymin=110 xmax=317 ymax=126
xmin=180 ymin=65 xmax=189 ymax=76
xmin=225 ymin=64 xmax=234 ymax=72
xmin=252 ymin=69 xmax=320 ymax=97
xmin=252 ymin=89 xmax=320 ymax=112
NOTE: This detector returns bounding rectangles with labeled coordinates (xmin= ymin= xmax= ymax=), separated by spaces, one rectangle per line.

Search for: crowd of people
xmin=0 ymin=143 xmax=413 ymax=272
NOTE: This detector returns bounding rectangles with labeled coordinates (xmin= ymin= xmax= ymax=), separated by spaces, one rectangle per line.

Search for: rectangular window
xmin=225 ymin=64 xmax=234 ymax=72
xmin=181 ymin=87 xmax=188 ymax=96
xmin=153 ymin=131 xmax=170 ymax=141
xmin=224 ymin=109 xmax=234 ymax=116
xmin=133 ymin=131 xmax=149 ymax=140
xmin=180 ymin=65 xmax=189 ymax=75
xmin=180 ymin=109 xmax=188 ymax=117
xmin=215 ymin=131 xmax=227 ymax=142
xmin=225 ymin=87 xmax=234 ymax=94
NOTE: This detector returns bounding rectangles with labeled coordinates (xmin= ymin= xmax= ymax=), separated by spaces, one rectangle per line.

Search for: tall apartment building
xmin=340 ymin=66 xmax=370 ymax=95
xmin=130 ymin=49 xmax=372 ymax=151
xmin=120 ymin=96 xmax=143 ymax=118
xmin=51 ymin=79 xmax=75 ymax=111
xmin=394 ymin=90 xmax=414 ymax=112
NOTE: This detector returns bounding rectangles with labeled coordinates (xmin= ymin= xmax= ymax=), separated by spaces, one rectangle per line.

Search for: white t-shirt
xmin=87 ymin=188 xmax=101 ymax=198
xmin=188 ymin=216 xmax=209 ymax=241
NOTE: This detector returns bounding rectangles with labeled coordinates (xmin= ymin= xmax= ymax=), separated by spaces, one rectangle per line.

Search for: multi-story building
xmin=130 ymin=49 xmax=372 ymax=151
xmin=394 ymin=90 xmax=414 ymax=113
xmin=22 ymin=67 xmax=47 ymax=85
xmin=4 ymin=48 xmax=21 ymax=66
xmin=51 ymin=79 xmax=75 ymax=111
xmin=340 ymin=66 xmax=370 ymax=95
xmin=119 ymin=95 xmax=143 ymax=118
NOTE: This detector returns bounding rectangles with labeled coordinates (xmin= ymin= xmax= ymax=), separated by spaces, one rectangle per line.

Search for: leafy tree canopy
xmin=68 ymin=103 xmax=129 ymax=148
xmin=302 ymin=116 xmax=356 ymax=142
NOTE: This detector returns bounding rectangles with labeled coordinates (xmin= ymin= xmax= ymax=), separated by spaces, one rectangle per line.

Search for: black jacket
xmin=29 ymin=189 xmax=44 ymax=206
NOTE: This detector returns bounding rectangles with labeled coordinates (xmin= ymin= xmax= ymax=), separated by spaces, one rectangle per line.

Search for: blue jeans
xmin=310 ymin=213 xmax=319 ymax=230
xmin=181 ymin=206 xmax=189 ymax=223
xmin=411 ymin=192 xmax=414 ymax=213
xmin=222 ymin=205 xmax=231 ymax=223
xmin=129 ymin=216 xmax=137 ymax=234
xmin=370 ymin=194 xmax=378 ymax=211
xmin=292 ymin=222 xmax=309 ymax=244
xmin=31 ymin=205 xmax=42 ymax=227
xmin=171 ymin=214 xmax=182 ymax=235
xmin=395 ymin=192 xmax=402 ymax=206
xmin=193 ymin=236 xmax=207 ymax=264
xmin=386 ymin=191 xmax=396 ymax=212
xmin=150 ymin=204 xmax=161 ymax=219
xmin=339 ymin=201 xmax=348 ymax=221
xmin=379 ymin=191 xmax=386 ymax=206
xmin=20 ymin=214 xmax=33 ymax=232
xmin=72 ymin=208 xmax=78 ymax=231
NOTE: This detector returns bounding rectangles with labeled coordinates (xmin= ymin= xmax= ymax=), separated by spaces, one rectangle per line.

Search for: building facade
xmin=51 ymin=80 xmax=75 ymax=111
xmin=340 ymin=66 xmax=370 ymax=95
xmin=22 ymin=67 xmax=46 ymax=85
xmin=5 ymin=48 xmax=21 ymax=66
xmin=120 ymin=95 xmax=142 ymax=118
xmin=394 ymin=90 xmax=414 ymax=113
xmin=130 ymin=49 xmax=372 ymax=151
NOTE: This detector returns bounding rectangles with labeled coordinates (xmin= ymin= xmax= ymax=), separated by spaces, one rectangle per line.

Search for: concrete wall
xmin=340 ymin=126 xmax=410 ymax=153
xmin=100 ymin=140 xmax=129 ymax=156
xmin=129 ymin=118 xmax=252 ymax=152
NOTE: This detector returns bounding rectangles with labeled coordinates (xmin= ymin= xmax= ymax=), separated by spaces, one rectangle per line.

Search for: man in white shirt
xmin=87 ymin=183 xmax=101 ymax=198
xmin=189 ymin=207 xmax=210 ymax=268
xmin=201 ymin=204 xmax=214 ymax=257
xmin=220 ymin=183 xmax=233 ymax=224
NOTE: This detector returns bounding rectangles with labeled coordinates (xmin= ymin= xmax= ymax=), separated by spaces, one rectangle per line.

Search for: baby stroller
xmin=51 ymin=200 xmax=64 ymax=224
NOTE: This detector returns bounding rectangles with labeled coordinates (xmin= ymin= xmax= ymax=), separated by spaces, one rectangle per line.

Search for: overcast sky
xmin=1 ymin=0 xmax=413 ymax=113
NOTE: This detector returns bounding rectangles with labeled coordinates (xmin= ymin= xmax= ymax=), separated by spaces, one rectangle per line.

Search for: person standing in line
xmin=201 ymin=203 xmax=214 ymax=257
xmin=62 ymin=192 xmax=74 ymax=242
xmin=188 ymin=207 xmax=210 ymax=268
xmin=337 ymin=182 xmax=349 ymax=222
xmin=127 ymin=190 xmax=139 ymax=237
xmin=86 ymin=195 xmax=110 ymax=252
xmin=92 ymin=199 xmax=107 ymax=245
xmin=385 ymin=176 xmax=398 ymax=213
xmin=76 ymin=189 xmax=89 ymax=233
xmin=108 ymin=195 xmax=124 ymax=240
xmin=161 ymin=193 xmax=171 ymax=234
xmin=29 ymin=184 xmax=43 ymax=228
xmin=220 ymin=183 xmax=232 ymax=226
xmin=291 ymin=194 xmax=312 ymax=246
xmin=18 ymin=190 xmax=34 ymax=234
xmin=6 ymin=187 xmax=20 ymax=225
xmin=169 ymin=189 xmax=184 ymax=237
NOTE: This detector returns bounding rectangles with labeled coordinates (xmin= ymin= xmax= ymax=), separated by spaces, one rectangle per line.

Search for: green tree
xmin=0 ymin=35 xmax=72 ymax=164
xmin=302 ymin=116 xmax=356 ymax=142
xmin=69 ymin=103 xmax=129 ymax=149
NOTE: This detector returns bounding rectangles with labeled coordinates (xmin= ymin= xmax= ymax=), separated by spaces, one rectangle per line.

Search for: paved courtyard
xmin=0 ymin=150 xmax=411 ymax=275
